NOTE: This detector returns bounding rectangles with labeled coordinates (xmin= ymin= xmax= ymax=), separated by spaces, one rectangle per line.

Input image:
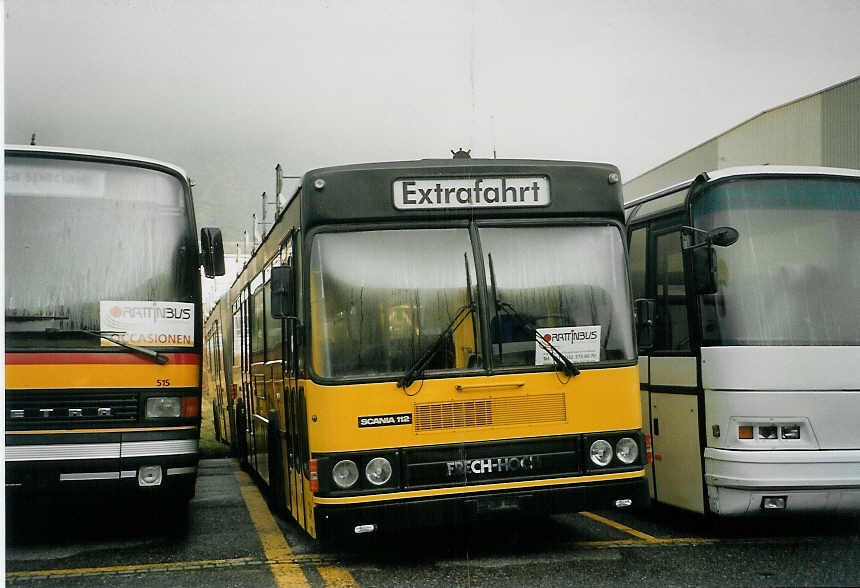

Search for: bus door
xmin=641 ymin=215 xmax=704 ymax=513
xmin=231 ymin=306 xmax=243 ymax=451
xmin=250 ymin=284 xmax=270 ymax=483
xmin=219 ymin=324 xmax=233 ymax=444
xmin=240 ymin=294 xmax=253 ymax=466
xmin=281 ymin=318 xmax=294 ymax=518
xmin=214 ymin=323 xmax=228 ymax=442
xmin=282 ymin=235 xmax=306 ymax=527
xmin=264 ymin=276 xmax=286 ymax=508
xmin=277 ymin=312 xmax=306 ymax=525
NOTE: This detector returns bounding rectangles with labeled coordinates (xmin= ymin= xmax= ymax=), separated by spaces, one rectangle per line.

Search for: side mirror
xmin=270 ymin=265 xmax=294 ymax=319
xmin=708 ymin=226 xmax=739 ymax=247
xmin=633 ymin=298 xmax=656 ymax=351
xmin=690 ymin=246 xmax=718 ymax=294
xmin=680 ymin=225 xmax=736 ymax=295
xmin=201 ymin=227 xmax=225 ymax=278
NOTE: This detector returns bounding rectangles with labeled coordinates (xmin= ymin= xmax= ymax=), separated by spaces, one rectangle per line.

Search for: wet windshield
xmin=693 ymin=176 xmax=860 ymax=346
xmin=479 ymin=225 xmax=635 ymax=367
xmin=308 ymin=225 xmax=634 ymax=380
xmin=5 ymin=155 xmax=196 ymax=349
xmin=309 ymin=229 xmax=480 ymax=379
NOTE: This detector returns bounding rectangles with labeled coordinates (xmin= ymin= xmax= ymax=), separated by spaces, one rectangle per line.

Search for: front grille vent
xmin=403 ymin=434 xmax=580 ymax=489
xmin=413 ymin=393 xmax=566 ymax=432
xmin=5 ymin=389 xmax=138 ymax=429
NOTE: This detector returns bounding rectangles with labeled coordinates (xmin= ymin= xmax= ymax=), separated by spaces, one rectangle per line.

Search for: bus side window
xmin=654 ymin=230 xmax=690 ymax=352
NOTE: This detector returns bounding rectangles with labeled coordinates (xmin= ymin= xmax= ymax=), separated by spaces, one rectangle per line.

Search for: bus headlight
xmin=146 ymin=397 xmax=181 ymax=418
xmin=365 ymin=457 xmax=392 ymax=486
xmin=615 ymin=437 xmax=639 ymax=464
xmin=332 ymin=459 xmax=359 ymax=489
xmin=589 ymin=439 xmax=613 ymax=467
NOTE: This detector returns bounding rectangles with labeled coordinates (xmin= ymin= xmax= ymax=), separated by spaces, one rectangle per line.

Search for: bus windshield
xmin=310 ymin=228 xmax=480 ymax=379
xmin=309 ymin=225 xmax=634 ymax=380
xmin=480 ymin=225 xmax=634 ymax=366
xmin=693 ymin=176 xmax=860 ymax=346
xmin=5 ymin=156 xmax=196 ymax=349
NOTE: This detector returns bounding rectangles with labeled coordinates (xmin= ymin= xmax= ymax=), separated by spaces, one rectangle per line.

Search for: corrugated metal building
xmin=624 ymin=75 xmax=859 ymax=200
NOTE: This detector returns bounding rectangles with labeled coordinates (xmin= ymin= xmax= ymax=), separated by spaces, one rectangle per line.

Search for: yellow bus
xmin=204 ymin=313 xmax=233 ymax=447
xmin=5 ymin=145 xmax=224 ymax=505
xmin=205 ymin=156 xmax=648 ymax=538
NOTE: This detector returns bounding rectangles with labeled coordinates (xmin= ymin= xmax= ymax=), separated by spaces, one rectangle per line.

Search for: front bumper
xmin=5 ymin=430 xmax=199 ymax=499
xmin=704 ymin=448 xmax=860 ymax=515
xmin=314 ymin=476 xmax=648 ymax=539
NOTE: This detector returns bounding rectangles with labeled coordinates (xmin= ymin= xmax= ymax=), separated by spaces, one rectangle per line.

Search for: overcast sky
xmin=6 ymin=0 xmax=860 ymax=241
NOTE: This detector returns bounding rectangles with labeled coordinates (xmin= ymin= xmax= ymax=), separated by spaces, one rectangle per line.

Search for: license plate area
xmin=471 ymin=494 xmax=532 ymax=514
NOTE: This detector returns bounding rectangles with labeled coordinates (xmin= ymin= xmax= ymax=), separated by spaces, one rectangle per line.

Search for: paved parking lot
xmin=6 ymin=458 xmax=860 ymax=587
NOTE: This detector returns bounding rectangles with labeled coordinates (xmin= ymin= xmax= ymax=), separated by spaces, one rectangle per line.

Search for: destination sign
xmin=393 ymin=177 xmax=550 ymax=210
xmin=6 ymin=162 xmax=106 ymax=199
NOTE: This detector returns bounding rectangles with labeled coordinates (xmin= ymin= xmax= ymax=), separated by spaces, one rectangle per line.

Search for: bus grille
xmin=5 ymin=389 xmax=138 ymax=429
xmin=402 ymin=434 xmax=580 ymax=489
xmin=412 ymin=393 xmax=566 ymax=432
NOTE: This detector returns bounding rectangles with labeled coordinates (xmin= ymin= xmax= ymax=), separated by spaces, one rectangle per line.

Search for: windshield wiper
xmin=486 ymin=253 xmax=579 ymax=378
xmin=44 ymin=328 xmax=169 ymax=365
xmin=497 ymin=300 xmax=579 ymax=378
xmin=5 ymin=314 xmax=70 ymax=321
xmin=397 ymin=303 xmax=475 ymax=389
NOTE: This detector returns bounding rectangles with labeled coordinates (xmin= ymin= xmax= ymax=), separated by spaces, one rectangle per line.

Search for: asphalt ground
xmin=6 ymin=458 xmax=860 ymax=587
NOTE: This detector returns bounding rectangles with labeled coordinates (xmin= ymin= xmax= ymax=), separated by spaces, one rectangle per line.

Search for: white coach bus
xmin=625 ymin=165 xmax=859 ymax=515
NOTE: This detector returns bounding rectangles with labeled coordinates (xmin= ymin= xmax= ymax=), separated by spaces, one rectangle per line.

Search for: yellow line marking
xmin=646 ymin=537 xmax=720 ymax=544
xmin=237 ymin=469 xmax=360 ymax=587
xmin=236 ymin=469 xmax=310 ymax=587
xmin=7 ymin=557 xmax=254 ymax=578
xmin=572 ymin=539 xmax=642 ymax=548
xmin=580 ymin=511 xmax=660 ymax=542
xmin=317 ymin=565 xmax=360 ymax=587
xmin=14 ymin=536 xmax=815 ymax=580
xmin=570 ymin=537 xmax=720 ymax=548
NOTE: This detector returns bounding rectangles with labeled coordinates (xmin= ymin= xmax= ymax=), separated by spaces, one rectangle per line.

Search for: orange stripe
xmin=6 ymin=352 xmax=200 ymax=365
xmin=6 ymin=363 xmax=199 ymax=389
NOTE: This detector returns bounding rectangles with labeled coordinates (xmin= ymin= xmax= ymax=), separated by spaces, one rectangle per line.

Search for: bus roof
xmin=704 ymin=165 xmax=860 ymax=182
xmin=5 ymin=144 xmax=190 ymax=181
xmin=625 ymin=165 xmax=860 ymax=210
xmin=300 ymin=158 xmax=625 ymax=228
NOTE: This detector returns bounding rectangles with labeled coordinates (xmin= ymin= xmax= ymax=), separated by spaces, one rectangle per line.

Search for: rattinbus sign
xmin=99 ymin=300 xmax=195 ymax=347
xmin=393 ymin=177 xmax=550 ymax=210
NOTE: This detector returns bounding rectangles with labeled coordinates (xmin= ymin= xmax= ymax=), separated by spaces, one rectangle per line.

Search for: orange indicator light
xmin=181 ymin=396 xmax=199 ymax=418
xmin=309 ymin=458 xmax=319 ymax=493
xmin=738 ymin=425 xmax=753 ymax=439
xmin=645 ymin=433 xmax=653 ymax=465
